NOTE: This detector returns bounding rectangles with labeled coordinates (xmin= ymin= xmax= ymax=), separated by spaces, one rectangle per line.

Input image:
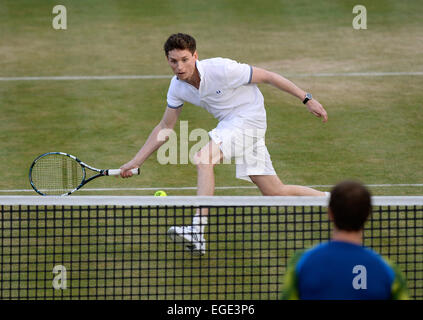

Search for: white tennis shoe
xmin=167 ymin=225 xmax=206 ymax=256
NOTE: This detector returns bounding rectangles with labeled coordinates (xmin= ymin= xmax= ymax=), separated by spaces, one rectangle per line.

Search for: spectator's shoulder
xmin=381 ymin=256 xmax=410 ymax=300
xmin=294 ymin=242 xmax=331 ymax=272
xmin=288 ymin=248 xmax=310 ymax=272
xmin=364 ymin=247 xmax=394 ymax=273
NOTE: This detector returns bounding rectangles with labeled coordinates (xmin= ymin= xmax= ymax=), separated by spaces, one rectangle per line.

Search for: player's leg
xmin=168 ymin=140 xmax=224 ymax=255
xmin=250 ymin=174 xmax=326 ymax=196
xmin=192 ymin=140 xmax=223 ymax=236
xmin=195 ymin=139 xmax=224 ymax=200
xmin=242 ymin=135 xmax=326 ymax=196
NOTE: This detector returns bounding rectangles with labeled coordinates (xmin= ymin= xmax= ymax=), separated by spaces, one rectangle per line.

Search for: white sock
xmin=192 ymin=214 xmax=208 ymax=234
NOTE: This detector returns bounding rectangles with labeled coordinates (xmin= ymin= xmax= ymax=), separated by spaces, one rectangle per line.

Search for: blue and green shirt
xmin=281 ymin=241 xmax=409 ymax=300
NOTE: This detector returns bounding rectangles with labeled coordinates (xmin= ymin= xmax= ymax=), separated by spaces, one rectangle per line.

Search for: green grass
xmin=0 ymin=0 xmax=422 ymax=196
xmin=0 ymin=0 xmax=422 ymax=300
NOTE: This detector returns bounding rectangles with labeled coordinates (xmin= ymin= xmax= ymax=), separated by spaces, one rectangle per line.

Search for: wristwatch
xmin=303 ymin=93 xmax=312 ymax=104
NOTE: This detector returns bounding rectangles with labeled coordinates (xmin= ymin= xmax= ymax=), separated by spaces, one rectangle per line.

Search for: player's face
xmin=167 ymin=49 xmax=198 ymax=81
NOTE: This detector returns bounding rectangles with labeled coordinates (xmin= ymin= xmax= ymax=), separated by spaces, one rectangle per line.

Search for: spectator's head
xmin=328 ymin=180 xmax=372 ymax=232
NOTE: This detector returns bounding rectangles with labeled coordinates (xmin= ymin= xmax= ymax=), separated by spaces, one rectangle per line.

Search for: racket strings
xmin=31 ymin=154 xmax=84 ymax=195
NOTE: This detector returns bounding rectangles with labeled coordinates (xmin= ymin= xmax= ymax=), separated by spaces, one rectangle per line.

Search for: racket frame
xmin=29 ymin=152 xmax=138 ymax=196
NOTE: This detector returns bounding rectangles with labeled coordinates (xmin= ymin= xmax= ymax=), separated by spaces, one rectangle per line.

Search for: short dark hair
xmin=329 ymin=180 xmax=372 ymax=231
xmin=164 ymin=33 xmax=196 ymax=57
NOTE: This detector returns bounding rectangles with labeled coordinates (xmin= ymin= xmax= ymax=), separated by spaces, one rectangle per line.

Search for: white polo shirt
xmin=166 ymin=58 xmax=267 ymax=129
xmin=167 ymin=58 xmax=276 ymax=181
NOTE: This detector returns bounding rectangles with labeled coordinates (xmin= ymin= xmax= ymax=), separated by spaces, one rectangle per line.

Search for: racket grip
xmin=107 ymin=168 xmax=140 ymax=176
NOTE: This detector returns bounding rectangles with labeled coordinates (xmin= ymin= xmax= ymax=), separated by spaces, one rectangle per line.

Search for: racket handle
xmin=107 ymin=168 xmax=140 ymax=176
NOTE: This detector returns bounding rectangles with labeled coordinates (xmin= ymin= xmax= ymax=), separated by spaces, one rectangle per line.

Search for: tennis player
xmin=281 ymin=180 xmax=409 ymax=300
xmin=120 ymin=33 xmax=328 ymax=255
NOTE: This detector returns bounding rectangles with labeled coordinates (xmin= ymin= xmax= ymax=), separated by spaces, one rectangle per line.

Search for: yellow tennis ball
xmin=154 ymin=190 xmax=167 ymax=197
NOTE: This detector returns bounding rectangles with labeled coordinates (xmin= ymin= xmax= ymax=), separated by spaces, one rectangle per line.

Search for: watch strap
xmin=303 ymin=93 xmax=312 ymax=104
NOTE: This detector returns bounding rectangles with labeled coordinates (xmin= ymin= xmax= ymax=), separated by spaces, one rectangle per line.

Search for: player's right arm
xmin=120 ymin=106 xmax=182 ymax=177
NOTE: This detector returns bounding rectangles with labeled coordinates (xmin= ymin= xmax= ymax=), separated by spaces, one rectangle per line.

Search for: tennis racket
xmin=29 ymin=152 xmax=139 ymax=196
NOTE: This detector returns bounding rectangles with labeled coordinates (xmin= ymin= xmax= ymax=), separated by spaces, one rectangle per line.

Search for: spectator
xmin=281 ymin=180 xmax=409 ymax=300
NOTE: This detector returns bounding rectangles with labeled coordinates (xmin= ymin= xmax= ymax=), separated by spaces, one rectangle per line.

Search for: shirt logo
xmin=216 ymin=90 xmax=222 ymax=95
xmin=352 ymin=265 xmax=367 ymax=290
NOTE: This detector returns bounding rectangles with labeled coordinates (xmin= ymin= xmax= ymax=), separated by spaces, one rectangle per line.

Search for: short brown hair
xmin=329 ymin=180 xmax=372 ymax=231
xmin=164 ymin=33 xmax=196 ymax=57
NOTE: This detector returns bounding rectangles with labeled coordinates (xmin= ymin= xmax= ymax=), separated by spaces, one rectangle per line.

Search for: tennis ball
xmin=154 ymin=190 xmax=167 ymax=197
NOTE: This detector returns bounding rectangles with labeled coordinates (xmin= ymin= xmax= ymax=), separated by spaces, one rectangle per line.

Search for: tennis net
xmin=0 ymin=196 xmax=422 ymax=300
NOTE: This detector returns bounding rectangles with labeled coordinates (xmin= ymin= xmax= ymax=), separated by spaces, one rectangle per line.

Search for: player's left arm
xmin=250 ymin=66 xmax=328 ymax=122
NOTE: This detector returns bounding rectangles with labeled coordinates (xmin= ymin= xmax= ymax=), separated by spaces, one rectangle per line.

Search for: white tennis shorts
xmin=208 ymin=118 xmax=276 ymax=182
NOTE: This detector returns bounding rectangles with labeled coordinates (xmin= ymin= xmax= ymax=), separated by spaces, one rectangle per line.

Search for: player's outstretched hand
xmin=306 ymin=99 xmax=328 ymax=122
xmin=119 ymin=161 xmax=139 ymax=178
